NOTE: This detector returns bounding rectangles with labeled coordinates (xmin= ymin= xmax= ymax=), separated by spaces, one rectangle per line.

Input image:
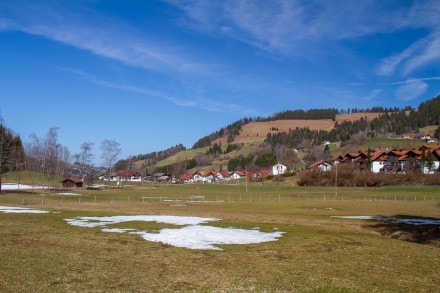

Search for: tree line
xmin=0 ymin=123 xmax=25 ymax=192
xmin=0 ymin=121 xmax=122 ymax=192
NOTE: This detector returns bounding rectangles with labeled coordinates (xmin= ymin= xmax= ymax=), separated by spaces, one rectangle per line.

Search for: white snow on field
xmin=331 ymin=216 xmax=379 ymax=220
xmin=1 ymin=183 xmax=50 ymax=190
xmin=65 ymin=215 xmax=284 ymax=250
xmin=0 ymin=206 xmax=49 ymax=214
xmin=65 ymin=215 xmax=218 ymax=228
xmin=138 ymin=225 xmax=284 ymax=250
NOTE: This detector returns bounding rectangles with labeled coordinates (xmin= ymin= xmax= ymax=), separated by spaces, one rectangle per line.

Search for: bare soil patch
xmin=364 ymin=215 xmax=440 ymax=247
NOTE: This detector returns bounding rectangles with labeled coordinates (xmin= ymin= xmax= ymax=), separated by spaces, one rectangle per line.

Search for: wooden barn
xmin=61 ymin=177 xmax=83 ymax=188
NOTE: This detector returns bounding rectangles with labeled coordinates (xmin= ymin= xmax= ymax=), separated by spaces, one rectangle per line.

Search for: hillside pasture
xmin=0 ymin=183 xmax=439 ymax=292
xmin=213 ymin=113 xmax=382 ymax=145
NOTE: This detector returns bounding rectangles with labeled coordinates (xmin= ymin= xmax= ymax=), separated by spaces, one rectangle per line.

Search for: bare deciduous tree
xmin=26 ymin=128 xmax=71 ymax=183
xmin=100 ymin=139 xmax=121 ymax=173
xmin=42 ymin=127 xmax=60 ymax=182
xmin=73 ymin=142 xmax=95 ymax=184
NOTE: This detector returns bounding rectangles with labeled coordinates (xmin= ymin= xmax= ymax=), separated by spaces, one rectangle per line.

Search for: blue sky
xmin=1 ymin=0 xmax=439 ymax=165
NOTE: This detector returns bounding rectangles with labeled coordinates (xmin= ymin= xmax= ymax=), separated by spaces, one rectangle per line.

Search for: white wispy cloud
xmin=1 ymin=1 xmax=258 ymax=113
xmin=168 ymin=0 xmax=440 ymax=58
xmin=0 ymin=1 xmax=210 ymax=76
xmin=378 ymin=28 xmax=440 ymax=76
xmin=395 ymin=79 xmax=428 ymax=101
xmin=59 ymin=67 xmax=253 ymax=115
xmin=402 ymin=31 xmax=440 ymax=75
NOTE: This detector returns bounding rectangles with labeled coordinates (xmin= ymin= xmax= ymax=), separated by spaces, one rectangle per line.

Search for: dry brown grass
xmin=213 ymin=113 xmax=382 ymax=145
xmin=335 ymin=112 xmax=381 ymax=123
xmin=0 ymin=184 xmax=439 ymax=292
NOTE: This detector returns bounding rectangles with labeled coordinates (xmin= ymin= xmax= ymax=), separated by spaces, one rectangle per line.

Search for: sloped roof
xmin=309 ymin=160 xmax=332 ymax=168
xmin=61 ymin=177 xmax=83 ymax=183
xmin=180 ymin=174 xmax=192 ymax=180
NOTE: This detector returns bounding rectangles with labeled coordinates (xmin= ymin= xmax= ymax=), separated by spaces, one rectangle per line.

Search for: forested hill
xmin=114 ymin=144 xmax=186 ymax=171
xmin=192 ymin=95 xmax=440 ymax=150
xmin=124 ymin=94 xmax=440 ymax=171
xmin=265 ymin=95 xmax=440 ymax=149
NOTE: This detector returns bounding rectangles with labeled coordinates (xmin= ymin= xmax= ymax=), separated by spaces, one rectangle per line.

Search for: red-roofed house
xmin=309 ymin=160 xmax=332 ymax=171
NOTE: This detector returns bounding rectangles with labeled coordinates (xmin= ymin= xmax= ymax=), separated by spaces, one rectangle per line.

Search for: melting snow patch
xmin=0 ymin=206 xmax=50 ymax=214
xmin=1 ymin=183 xmax=51 ymax=190
xmin=64 ymin=215 xmax=284 ymax=250
xmin=139 ymin=225 xmax=283 ymax=250
xmin=331 ymin=216 xmax=380 ymax=220
xmin=57 ymin=193 xmax=82 ymax=196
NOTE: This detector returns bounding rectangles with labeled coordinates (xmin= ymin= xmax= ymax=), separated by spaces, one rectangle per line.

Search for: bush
xmin=297 ymin=166 xmax=440 ymax=187
xmin=272 ymin=175 xmax=285 ymax=182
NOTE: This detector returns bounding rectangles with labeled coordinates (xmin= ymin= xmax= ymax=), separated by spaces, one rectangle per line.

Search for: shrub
xmin=297 ymin=167 xmax=440 ymax=187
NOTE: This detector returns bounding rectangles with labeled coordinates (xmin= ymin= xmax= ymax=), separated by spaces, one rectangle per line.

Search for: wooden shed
xmin=61 ymin=177 xmax=83 ymax=188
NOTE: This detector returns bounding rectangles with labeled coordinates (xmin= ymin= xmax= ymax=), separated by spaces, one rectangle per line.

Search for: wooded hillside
xmin=126 ymin=95 xmax=440 ymax=175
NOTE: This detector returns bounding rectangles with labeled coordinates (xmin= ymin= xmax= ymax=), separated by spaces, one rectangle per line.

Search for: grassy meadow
xmin=0 ymin=180 xmax=439 ymax=292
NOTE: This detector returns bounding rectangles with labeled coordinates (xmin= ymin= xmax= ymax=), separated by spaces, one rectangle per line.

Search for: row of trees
xmin=265 ymin=108 xmax=338 ymax=121
xmin=0 ymin=120 xmax=122 ymax=192
xmin=0 ymin=123 xmax=25 ymax=193
xmin=192 ymin=118 xmax=252 ymax=148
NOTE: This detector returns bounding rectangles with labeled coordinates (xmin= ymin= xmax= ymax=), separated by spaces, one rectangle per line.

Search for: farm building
xmin=61 ymin=177 xmax=83 ymax=188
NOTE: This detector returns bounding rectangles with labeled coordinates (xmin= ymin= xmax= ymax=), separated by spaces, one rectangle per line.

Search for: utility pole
xmin=245 ymin=168 xmax=248 ymax=193
xmin=334 ymin=161 xmax=338 ymax=198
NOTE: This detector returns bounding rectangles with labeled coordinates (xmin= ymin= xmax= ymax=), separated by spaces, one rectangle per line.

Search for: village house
xmin=230 ymin=170 xmax=248 ymax=180
xmin=178 ymin=163 xmax=289 ymax=184
xmin=180 ymin=173 xmax=193 ymax=184
xmin=100 ymin=171 xmax=142 ymax=181
xmin=309 ymin=160 xmax=332 ymax=171
xmin=270 ymin=163 xmax=287 ymax=175
xmin=217 ymin=170 xmax=232 ymax=181
xmin=192 ymin=170 xmax=216 ymax=183
xmin=315 ymin=145 xmax=440 ymax=174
